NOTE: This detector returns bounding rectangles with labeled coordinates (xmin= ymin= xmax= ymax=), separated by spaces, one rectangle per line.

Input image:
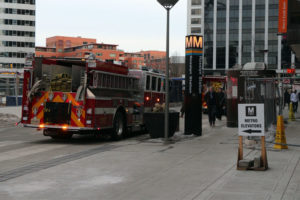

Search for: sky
xmin=36 ymin=0 xmax=187 ymax=56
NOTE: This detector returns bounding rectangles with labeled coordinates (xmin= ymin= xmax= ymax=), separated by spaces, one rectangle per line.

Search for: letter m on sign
xmin=246 ymin=106 xmax=256 ymax=117
xmin=186 ymin=36 xmax=193 ymax=49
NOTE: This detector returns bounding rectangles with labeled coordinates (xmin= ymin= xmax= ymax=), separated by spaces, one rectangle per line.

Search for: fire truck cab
xmin=21 ymin=56 xmax=164 ymax=140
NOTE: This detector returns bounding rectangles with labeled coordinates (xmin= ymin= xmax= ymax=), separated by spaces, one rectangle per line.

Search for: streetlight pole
xmin=156 ymin=0 xmax=179 ymax=143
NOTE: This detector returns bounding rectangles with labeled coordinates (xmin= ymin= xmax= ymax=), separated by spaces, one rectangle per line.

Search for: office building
xmin=0 ymin=0 xmax=35 ymax=69
xmin=187 ymin=0 xmax=204 ymax=35
xmin=0 ymin=0 xmax=35 ymax=97
xmin=188 ymin=0 xmax=300 ymax=75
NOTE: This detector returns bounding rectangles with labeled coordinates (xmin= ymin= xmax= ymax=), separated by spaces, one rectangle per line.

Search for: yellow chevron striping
xmin=53 ymin=95 xmax=64 ymax=103
xmin=36 ymin=110 xmax=43 ymax=120
xmin=71 ymin=112 xmax=84 ymax=127
xmin=33 ymin=92 xmax=49 ymax=109
xmin=81 ymin=110 xmax=86 ymax=119
xmin=67 ymin=93 xmax=79 ymax=106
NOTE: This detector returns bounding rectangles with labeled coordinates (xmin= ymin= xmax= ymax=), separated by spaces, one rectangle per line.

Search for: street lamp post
xmin=156 ymin=0 xmax=179 ymax=143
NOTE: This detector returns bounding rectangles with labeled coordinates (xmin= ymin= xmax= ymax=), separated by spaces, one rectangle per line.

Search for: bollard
xmin=273 ymin=115 xmax=288 ymax=149
xmin=288 ymin=103 xmax=295 ymax=122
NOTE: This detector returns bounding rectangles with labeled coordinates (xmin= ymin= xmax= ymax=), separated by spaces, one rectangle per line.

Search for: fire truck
xmin=21 ymin=55 xmax=165 ymax=140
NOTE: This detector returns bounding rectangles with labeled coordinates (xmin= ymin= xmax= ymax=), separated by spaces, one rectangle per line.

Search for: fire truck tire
xmin=111 ymin=111 xmax=126 ymax=140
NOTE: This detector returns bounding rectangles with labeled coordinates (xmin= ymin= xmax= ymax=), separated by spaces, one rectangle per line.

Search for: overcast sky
xmin=36 ymin=0 xmax=187 ymax=56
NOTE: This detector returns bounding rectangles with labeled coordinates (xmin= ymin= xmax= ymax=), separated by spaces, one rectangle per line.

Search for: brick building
xmin=139 ymin=50 xmax=166 ymax=72
xmin=121 ymin=53 xmax=144 ymax=69
xmin=36 ymin=36 xmax=166 ymax=70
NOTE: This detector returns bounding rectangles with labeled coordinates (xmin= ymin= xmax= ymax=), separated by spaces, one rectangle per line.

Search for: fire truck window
xmin=111 ymin=75 xmax=115 ymax=88
xmin=102 ymin=74 xmax=107 ymax=87
xmin=97 ymin=73 xmax=102 ymax=87
xmin=128 ymin=78 xmax=132 ymax=89
xmin=120 ymin=77 xmax=123 ymax=89
xmin=146 ymin=75 xmax=150 ymax=90
xmin=133 ymin=79 xmax=138 ymax=90
xmin=113 ymin=76 xmax=117 ymax=88
xmin=124 ymin=78 xmax=128 ymax=89
xmin=152 ymin=76 xmax=157 ymax=91
xmin=115 ymin=76 xmax=119 ymax=88
xmin=157 ymin=78 xmax=162 ymax=92
xmin=93 ymin=73 xmax=98 ymax=88
xmin=122 ymin=77 xmax=126 ymax=89
xmin=107 ymin=75 xmax=111 ymax=88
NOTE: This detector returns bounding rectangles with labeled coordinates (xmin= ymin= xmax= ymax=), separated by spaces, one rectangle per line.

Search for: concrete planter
xmin=143 ymin=112 xmax=179 ymax=138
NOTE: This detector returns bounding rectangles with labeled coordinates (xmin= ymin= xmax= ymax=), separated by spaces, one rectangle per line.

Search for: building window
xmin=96 ymin=53 xmax=102 ymax=56
xmin=191 ymin=9 xmax=201 ymax=15
xmin=2 ymin=41 xmax=35 ymax=48
xmin=191 ymin=18 xmax=201 ymax=24
xmin=110 ymin=53 xmax=116 ymax=58
xmin=2 ymin=30 xmax=35 ymax=37
xmin=191 ymin=0 xmax=201 ymax=5
xmin=191 ymin=27 xmax=201 ymax=34
xmin=5 ymin=8 xmax=35 ymax=16
xmin=0 ymin=52 xmax=27 ymax=58
xmin=4 ymin=19 xmax=35 ymax=26
xmin=4 ymin=0 xmax=35 ymax=5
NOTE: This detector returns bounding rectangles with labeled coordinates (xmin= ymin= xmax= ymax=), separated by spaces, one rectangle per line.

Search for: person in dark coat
xmin=205 ymin=87 xmax=218 ymax=127
xmin=216 ymin=88 xmax=226 ymax=120
xmin=284 ymin=89 xmax=290 ymax=108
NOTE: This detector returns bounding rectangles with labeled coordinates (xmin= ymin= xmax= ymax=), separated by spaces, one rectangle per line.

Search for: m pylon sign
xmin=184 ymin=35 xmax=203 ymax=136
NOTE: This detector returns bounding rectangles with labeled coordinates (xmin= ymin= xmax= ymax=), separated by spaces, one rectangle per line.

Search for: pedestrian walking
xmin=290 ymin=90 xmax=298 ymax=113
xmin=216 ymin=88 xmax=225 ymax=120
xmin=205 ymin=87 xmax=217 ymax=127
xmin=284 ymin=89 xmax=290 ymax=108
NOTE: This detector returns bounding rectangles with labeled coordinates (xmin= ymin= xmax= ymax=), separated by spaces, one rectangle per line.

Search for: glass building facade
xmin=203 ymin=0 xmax=295 ymax=74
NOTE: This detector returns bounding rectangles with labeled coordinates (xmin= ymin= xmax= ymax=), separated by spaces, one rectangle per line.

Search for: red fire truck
xmin=21 ymin=55 xmax=165 ymax=140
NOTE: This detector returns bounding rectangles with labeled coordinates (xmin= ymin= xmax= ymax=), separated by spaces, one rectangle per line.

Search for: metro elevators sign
xmin=184 ymin=35 xmax=203 ymax=136
xmin=238 ymin=104 xmax=265 ymax=137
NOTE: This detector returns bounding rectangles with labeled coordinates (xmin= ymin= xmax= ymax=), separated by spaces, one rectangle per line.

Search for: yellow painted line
xmin=71 ymin=112 xmax=84 ymax=127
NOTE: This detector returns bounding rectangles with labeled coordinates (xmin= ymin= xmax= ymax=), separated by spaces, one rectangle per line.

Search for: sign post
xmin=184 ymin=35 xmax=203 ymax=136
xmin=237 ymin=104 xmax=268 ymax=170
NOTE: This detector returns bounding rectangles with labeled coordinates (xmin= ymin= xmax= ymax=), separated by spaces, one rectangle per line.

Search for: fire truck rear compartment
xmin=44 ymin=102 xmax=72 ymax=124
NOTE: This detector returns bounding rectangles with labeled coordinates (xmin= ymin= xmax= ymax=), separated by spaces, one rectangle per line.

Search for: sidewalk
xmin=0 ymin=106 xmax=21 ymax=128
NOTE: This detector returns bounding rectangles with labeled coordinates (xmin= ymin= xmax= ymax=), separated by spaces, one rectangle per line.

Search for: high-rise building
xmin=187 ymin=0 xmax=204 ymax=35
xmin=0 ymin=0 xmax=35 ymax=98
xmin=0 ymin=0 xmax=36 ymax=69
xmin=192 ymin=0 xmax=300 ymax=75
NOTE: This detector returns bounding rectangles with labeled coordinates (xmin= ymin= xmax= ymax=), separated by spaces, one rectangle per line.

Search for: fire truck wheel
xmin=111 ymin=111 xmax=126 ymax=140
